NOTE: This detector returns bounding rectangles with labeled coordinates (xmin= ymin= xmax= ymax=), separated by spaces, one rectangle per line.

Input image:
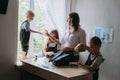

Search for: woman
xmin=61 ymin=12 xmax=86 ymax=61
xmin=44 ymin=12 xmax=86 ymax=62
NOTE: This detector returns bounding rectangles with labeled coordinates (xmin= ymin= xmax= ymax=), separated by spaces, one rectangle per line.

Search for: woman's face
xmin=67 ymin=16 xmax=72 ymax=25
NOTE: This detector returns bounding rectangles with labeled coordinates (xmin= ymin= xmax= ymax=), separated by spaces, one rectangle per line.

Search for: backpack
xmin=49 ymin=50 xmax=74 ymax=66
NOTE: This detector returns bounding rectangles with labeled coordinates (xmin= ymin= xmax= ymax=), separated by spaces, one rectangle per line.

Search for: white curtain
xmin=35 ymin=0 xmax=71 ymax=40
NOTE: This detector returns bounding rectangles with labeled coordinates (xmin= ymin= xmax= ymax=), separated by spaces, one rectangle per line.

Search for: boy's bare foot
xmin=21 ymin=51 xmax=27 ymax=60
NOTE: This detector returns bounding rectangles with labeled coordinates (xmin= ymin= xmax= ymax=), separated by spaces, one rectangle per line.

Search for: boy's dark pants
xmin=20 ymin=29 xmax=30 ymax=55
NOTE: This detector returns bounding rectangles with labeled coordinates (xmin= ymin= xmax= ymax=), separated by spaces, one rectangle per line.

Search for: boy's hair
xmin=26 ymin=10 xmax=35 ymax=17
xmin=91 ymin=36 xmax=102 ymax=48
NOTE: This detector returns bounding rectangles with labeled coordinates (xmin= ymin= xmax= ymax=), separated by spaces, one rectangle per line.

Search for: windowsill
xmin=16 ymin=52 xmax=44 ymax=67
xmin=19 ymin=56 xmax=93 ymax=80
xmin=16 ymin=59 xmax=23 ymax=67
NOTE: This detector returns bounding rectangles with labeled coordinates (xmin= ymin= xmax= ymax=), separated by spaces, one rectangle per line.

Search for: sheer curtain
xmin=35 ymin=0 xmax=71 ymax=40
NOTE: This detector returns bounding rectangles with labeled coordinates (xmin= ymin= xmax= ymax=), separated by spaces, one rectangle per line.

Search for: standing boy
xmin=20 ymin=10 xmax=42 ymax=59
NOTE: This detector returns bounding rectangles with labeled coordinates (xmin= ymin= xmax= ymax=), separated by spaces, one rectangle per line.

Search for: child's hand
xmin=70 ymin=62 xmax=83 ymax=66
xmin=43 ymin=30 xmax=49 ymax=36
xmin=69 ymin=62 xmax=79 ymax=65
xmin=39 ymin=32 xmax=43 ymax=34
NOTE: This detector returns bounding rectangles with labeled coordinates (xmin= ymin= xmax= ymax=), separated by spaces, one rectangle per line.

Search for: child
xmin=20 ymin=10 xmax=42 ymax=59
xmin=44 ymin=29 xmax=61 ymax=57
xmin=72 ymin=36 xmax=104 ymax=80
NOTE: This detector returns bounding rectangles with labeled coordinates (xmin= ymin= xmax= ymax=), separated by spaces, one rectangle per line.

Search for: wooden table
xmin=21 ymin=57 xmax=93 ymax=80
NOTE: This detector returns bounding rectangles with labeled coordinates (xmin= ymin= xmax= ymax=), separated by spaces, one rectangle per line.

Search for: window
xmin=17 ymin=0 xmax=46 ymax=57
xmin=18 ymin=0 xmax=68 ymax=58
xmin=30 ymin=0 xmax=46 ymax=54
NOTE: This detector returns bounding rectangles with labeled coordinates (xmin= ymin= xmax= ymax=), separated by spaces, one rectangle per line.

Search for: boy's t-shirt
xmin=20 ymin=20 xmax=31 ymax=45
xmin=21 ymin=20 xmax=30 ymax=31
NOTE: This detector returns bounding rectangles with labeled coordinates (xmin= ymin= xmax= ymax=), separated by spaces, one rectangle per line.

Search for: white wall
xmin=71 ymin=0 xmax=120 ymax=80
xmin=0 ymin=0 xmax=20 ymax=80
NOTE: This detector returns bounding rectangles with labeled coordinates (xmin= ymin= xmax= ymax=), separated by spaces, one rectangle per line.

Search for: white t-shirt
xmin=61 ymin=26 xmax=86 ymax=48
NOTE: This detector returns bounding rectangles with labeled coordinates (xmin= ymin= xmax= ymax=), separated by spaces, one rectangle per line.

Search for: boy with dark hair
xmin=72 ymin=36 xmax=104 ymax=80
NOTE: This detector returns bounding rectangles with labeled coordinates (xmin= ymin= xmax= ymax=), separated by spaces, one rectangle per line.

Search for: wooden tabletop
xmin=21 ymin=56 xmax=93 ymax=80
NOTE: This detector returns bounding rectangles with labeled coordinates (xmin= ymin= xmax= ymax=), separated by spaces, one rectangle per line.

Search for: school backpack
xmin=49 ymin=50 xmax=74 ymax=66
